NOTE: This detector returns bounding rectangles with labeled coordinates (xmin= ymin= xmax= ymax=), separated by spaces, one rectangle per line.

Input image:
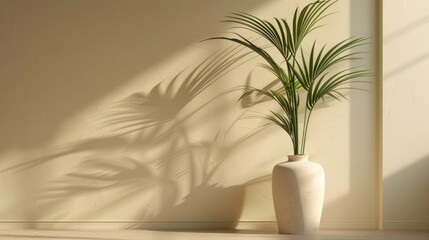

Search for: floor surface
xmin=0 ymin=230 xmax=429 ymax=240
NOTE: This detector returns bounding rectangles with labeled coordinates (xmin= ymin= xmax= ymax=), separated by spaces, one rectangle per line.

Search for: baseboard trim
xmin=0 ymin=221 xmax=235 ymax=230
xmin=320 ymin=220 xmax=379 ymax=230
xmin=382 ymin=221 xmax=429 ymax=231
xmin=4 ymin=220 xmax=428 ymax=230
xmin=0 ymin=220 xmax=380 ymax=230
xmin=236 ymin=220 xmax=379 ymax=230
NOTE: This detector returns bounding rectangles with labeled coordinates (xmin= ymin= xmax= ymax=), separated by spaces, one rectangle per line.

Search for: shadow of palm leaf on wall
xmin=2 ymin=46 xmax=276 ymax=226
xmin=102 ymin=46 xmax=254 ymax=136
xmin=0 ymin=46 xmax=249 ymax=173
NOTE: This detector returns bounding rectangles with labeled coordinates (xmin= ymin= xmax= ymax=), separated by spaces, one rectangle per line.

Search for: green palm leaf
xmin=265 ymin=111 xmax=294 ymax=144
xmin=207 ymin=0 xmax=371 ymax=155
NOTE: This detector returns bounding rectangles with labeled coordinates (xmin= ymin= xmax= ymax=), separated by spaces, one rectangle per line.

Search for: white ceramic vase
xmin=272 ymin=155 xmax=325 ymax=234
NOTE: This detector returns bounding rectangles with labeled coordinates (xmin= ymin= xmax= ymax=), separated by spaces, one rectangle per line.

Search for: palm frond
xmin=307 ymin=69 xmax=372 ymax=109
xmin=265 ymin=111 xmax=294 ymax=144
xmin=208 ymin=34 xmax=287 ymax=82
xmin=207 ymin=0 xmax=371 ymax=155
xmin=239 ymin=87 xmax=293 ymax=119
xmin=224 ymin=12 xmax=291 ymax=60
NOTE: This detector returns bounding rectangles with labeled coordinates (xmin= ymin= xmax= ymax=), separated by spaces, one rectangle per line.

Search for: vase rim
xmin=287 ymin=154 xmax=309 ymax=162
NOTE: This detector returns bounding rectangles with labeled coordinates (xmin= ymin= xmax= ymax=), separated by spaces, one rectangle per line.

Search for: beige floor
xmin=0 ymin=230 xmax=429 ymax=240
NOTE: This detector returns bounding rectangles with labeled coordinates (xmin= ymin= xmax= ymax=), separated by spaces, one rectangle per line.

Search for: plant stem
xmin=300 ymin=107 xmax=308 ymax=154
xmin=287 ymin=83 xmax=298 ymax=155
xmin=289 ymin=53 xmax=300 ymax=155
xmin=301 ymin=109 xmax=313 ymax=154
xmin=289 ymin=78 xmax=299 ymax=155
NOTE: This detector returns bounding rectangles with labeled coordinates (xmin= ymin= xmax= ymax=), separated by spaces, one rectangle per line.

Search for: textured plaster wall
xmin=382 ymin=0 xmax=429 ymax=230
xmin=0 ymin=0 xmax=378 ymax=229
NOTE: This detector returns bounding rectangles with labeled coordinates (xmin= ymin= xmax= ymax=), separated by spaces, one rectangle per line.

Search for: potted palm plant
xmin=208 ymin=0 xmax=370 ymax=234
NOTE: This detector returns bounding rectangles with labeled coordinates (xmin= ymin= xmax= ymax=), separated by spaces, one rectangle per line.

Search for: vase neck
xmin=287 ymin=155 xmax=309 ymax=162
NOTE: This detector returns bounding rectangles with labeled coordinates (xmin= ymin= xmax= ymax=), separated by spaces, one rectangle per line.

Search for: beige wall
xmin=0 ymin=0 xmax=379 ymax=230
xmin=382 ymin=0 xmax=429 ymax=230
